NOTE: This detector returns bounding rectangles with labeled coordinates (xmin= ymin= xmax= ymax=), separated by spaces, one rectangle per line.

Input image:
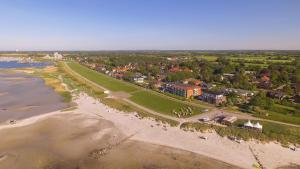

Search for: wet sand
xmin=0 ymin=72 xmax=68 ymax=123
xmin=0 ymin=110 xmax=240 ymax=169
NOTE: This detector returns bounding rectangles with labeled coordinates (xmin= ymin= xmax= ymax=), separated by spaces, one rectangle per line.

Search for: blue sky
xmin=0 ymin=0 xmax=300 ymax=50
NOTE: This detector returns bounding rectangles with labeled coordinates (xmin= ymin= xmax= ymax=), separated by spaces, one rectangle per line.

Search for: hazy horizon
xmin=1 ymin=0 xmax=300 ymax=51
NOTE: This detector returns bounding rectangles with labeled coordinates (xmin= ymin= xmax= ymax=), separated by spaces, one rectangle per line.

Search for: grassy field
xmin=67 ymin=62 xmax=138 ymax=92
xmin=252 ymin=106 xmax=300 ymax=125
xmin=195 ymin=55 xmax=218 ymax=62
xmin=231 ymin=62 xmax=268 ymax=68
xmin=229 ymin=56 xmax=294 ymax=62
xmin=130 ymin=91 xmax=203 ymax=117
xmin=229 ymin=57 xmax=294 ymax=66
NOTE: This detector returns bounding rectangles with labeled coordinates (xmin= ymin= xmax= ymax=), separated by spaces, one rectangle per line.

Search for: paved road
xmin=63 ymin=62 xmax=300 ymax=128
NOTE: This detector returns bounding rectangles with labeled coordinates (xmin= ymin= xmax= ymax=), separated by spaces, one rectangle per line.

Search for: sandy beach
xmin=0 ymin=95 xmax=240 ymax=169
xmin=1 ymin=93 xmax=299 ymax=169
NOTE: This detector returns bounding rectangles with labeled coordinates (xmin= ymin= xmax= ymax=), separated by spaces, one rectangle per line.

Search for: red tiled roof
xmin=169 ymin=67 xmax=181 ymax=72
xmin=183 ymin=78 xmax=201 ymax=85
xmin=261 ymin=75 xmax=270 ymax=82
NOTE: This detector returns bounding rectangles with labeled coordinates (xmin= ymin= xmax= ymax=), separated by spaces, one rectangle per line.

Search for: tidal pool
xmin=0 ymin=61 xmax=51 ymax=69
xmin=0 ymin=72 xmax=68 ymax=123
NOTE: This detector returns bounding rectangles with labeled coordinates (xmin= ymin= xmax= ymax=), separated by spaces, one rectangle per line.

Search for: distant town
xmin=72 ymin=51 xmax=299 ymax=108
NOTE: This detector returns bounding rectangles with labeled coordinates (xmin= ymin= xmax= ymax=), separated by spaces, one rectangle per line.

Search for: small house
xmin=221 ymin=116 xmax=237 ymax=125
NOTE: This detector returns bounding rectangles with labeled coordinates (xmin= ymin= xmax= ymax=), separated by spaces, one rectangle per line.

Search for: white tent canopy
xmin=253 ymin=122 xmax=263 ymax=129
xmin=244 ymin=120 xmax=253 ymax=127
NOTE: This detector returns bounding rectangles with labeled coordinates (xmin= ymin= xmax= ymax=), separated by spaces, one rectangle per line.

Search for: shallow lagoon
xmin=0 ymin=61 xmax=51 ymax=69
xmin=0 ymin=61 xmax=68 ymax=123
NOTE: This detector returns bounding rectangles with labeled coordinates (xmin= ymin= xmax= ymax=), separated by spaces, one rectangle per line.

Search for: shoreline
xmin=1 ymin=93 xmax=299 ymax=169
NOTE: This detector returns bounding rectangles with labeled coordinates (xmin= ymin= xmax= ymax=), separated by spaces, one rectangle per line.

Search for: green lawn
xmin=130 ymin=91 xmax=203 ymax=117
xmin=250 ymin=104 xmax=300 ymax=125
xmin=274 ymin=104 xmax=296 ymax=112
xmin=67 ymin=62 xmax=138 ymax=92
xmin=195 ymin=55 xmax=218 ymax=62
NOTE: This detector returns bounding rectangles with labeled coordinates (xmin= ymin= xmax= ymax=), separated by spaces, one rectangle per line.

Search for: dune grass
xmin=181 ymin=120 xmax=300 ymax=145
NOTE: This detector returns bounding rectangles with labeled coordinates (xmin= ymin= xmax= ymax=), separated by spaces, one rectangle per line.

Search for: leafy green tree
xmin=123 ymin=72 xmax=134 ymax=81
xmin=200 ymin=66 xmax=213 ymax=82
xmin=250 ymin=92 xmax=274 ymax=110
xmin=166 ymin=72 xmax=193 ymax=82
xmin=283 ymin=85 xmax=293 ymax=95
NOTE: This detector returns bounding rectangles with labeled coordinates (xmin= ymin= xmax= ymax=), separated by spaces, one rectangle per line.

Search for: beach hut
xmin=253 ymin=122 xmax=263 ymax=131
xmin=244 ymin=120 xmax=253 ymax=128
xmin=221 ymin=116 xmax=237 ymax=126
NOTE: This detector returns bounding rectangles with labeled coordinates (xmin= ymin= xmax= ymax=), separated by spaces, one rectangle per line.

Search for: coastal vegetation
xmin=12 ymin=66 xmax=72 ymax=103
xmin=181 ymin=120 xmax=300 ymax=146
xmin=38 ymin=67 xmax=72 ymax=103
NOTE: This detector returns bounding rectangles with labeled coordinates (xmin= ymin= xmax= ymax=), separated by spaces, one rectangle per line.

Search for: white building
xmin=54 ymin=52 xmax=63 ymax=60
xmin=134 ymin=77 xmax=145 ymax=83
xmin=43 ymin=52 xmax=63 ymax=60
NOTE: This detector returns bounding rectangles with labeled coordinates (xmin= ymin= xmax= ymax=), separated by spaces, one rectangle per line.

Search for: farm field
xmin=229 ymin=56 xmax=295 ymax=63
xmin=194 ymin=55 xmax=295 ymax=68
xmin=195 ymin=55 xmax=218 ymax=62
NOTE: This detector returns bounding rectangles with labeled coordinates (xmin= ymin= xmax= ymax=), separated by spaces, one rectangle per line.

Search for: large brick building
xmin=166 ymin=84 xmax=202 ymax=98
